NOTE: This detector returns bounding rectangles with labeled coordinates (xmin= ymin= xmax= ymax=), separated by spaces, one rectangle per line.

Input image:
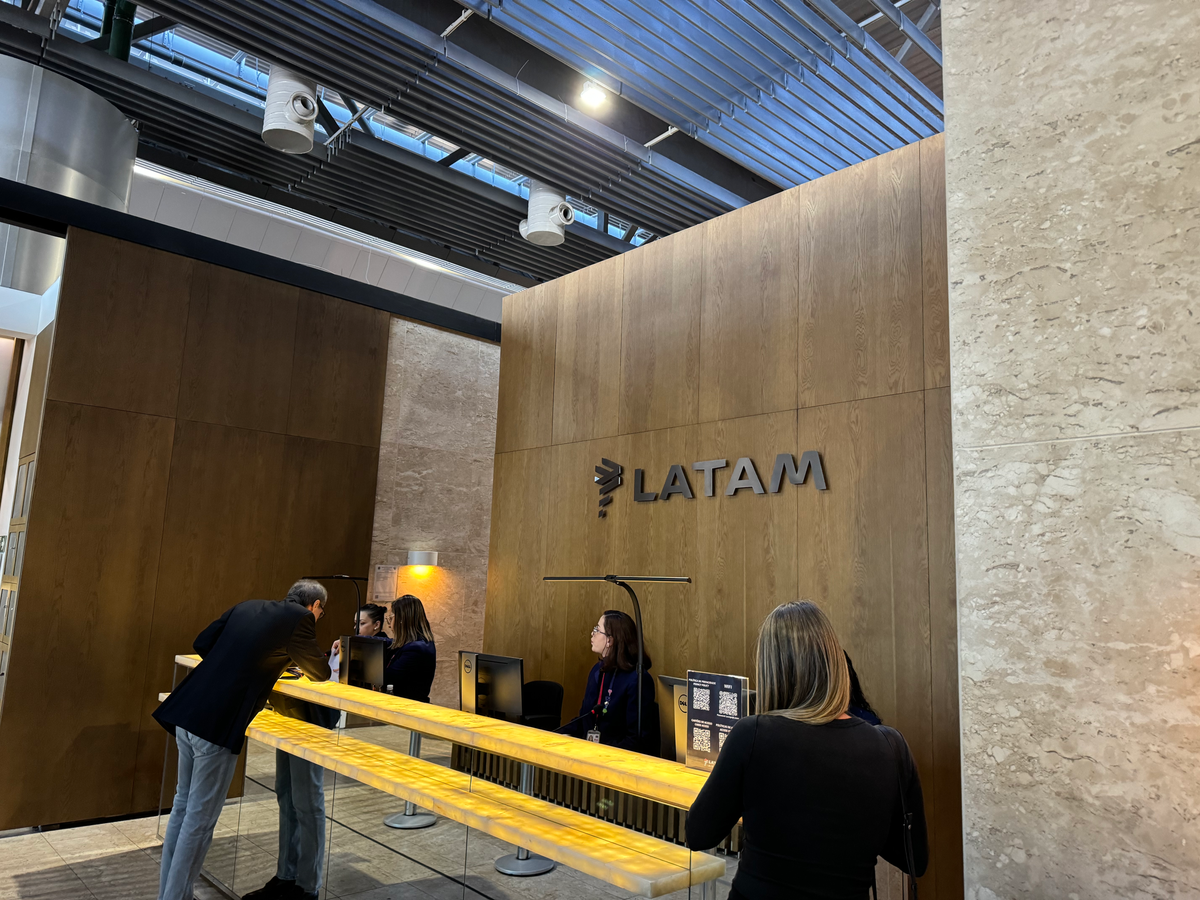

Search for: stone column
xmin=943 ymin=2 xmax=1200 ymax=897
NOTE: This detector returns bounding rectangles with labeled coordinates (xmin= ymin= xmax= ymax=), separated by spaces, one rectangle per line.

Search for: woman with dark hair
xmin=382 ymin=594 xmax=436 ymax=702
xmin=556 ymin=609 xmax=658 ymax=754
xmin=845 ymin=652 xmax=881 ymax=726
xmin=685 ymin=601 xmax=927 ymax=900
xmin=328 ymin=603 xmax=389 ymax=678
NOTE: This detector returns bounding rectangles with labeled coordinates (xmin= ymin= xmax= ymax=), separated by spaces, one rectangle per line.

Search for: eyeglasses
xmin=591 ymin=626 xmax=608 ymax=636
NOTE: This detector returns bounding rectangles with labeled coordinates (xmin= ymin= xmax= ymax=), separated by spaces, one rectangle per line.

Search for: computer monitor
xmin=340 ymin=635 xmax=385 ymax=689
xmin=459 ymin=651 xmax=524 ymax=722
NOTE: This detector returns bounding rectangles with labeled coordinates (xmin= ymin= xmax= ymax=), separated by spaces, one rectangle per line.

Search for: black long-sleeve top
xmin=556 ymin=661 xmax=659 ymax=753
xmin=384 ymin=639 xmax=436 ymax=702
xmin=686 ymin=715 xmax=928 ymax=900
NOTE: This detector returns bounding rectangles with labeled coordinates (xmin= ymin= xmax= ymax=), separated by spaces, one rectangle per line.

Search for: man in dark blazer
xmin=153 ymin=580 xmax=330 ymax=900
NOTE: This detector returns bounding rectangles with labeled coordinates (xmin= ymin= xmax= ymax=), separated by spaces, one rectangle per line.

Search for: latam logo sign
xmin=594 ymin=453 xmax=827 ymax=519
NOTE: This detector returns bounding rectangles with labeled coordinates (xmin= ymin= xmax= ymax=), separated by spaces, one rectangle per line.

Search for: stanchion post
xmin=383 ymin=731 xmax=436 ymax=829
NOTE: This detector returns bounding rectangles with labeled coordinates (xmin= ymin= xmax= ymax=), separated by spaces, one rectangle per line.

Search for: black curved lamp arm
xmin=304 ymin=574 xmax=366 ymax=633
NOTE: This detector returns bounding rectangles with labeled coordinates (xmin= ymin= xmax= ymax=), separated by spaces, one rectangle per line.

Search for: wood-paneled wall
xmin=484 ymin=136 xmax=962 ymax=898
xmin=0 ymin=229 xmax=387 ymax=829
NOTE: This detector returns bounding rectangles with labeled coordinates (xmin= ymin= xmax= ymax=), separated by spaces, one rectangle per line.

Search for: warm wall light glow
xmin=580 ymin=80 xmax=606 ymax=107
xmin=408 ymin=565 xmax=433 ymax=577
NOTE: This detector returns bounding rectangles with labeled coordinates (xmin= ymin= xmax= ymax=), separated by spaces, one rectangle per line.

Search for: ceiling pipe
xmin=108 ymin=1 xmax=137 ymax=61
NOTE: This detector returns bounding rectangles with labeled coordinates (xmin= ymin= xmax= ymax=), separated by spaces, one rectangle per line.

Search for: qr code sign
xmin=692 ymin=687 xmax=711 ymax=711
xmin=692 ymin=726 xmax=712 ymax=753
xmin=719 ymin=731 xmax=727 ymax=752
xmin=718 ymin=690 xmax=738 ymax=717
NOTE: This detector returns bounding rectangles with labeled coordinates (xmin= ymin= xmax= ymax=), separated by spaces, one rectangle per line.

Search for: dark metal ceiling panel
xmin=136 ymin=0 xmax=741 ymax=233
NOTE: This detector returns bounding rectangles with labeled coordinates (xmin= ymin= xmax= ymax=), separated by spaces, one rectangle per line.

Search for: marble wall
xmin=368 ymin=318 xmax=500 ymax=707
xmin=942 ymin=2 xmax=1200 ymax=897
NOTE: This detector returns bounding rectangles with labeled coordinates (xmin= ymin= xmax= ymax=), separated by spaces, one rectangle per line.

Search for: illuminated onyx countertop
xmin=175 ymin=654 xmax=710 ymax=809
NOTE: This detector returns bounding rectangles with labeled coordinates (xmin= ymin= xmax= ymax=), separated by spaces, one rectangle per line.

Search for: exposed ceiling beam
xmin=896 ymin=1 xmax=940 ymax=64
xmin=83 ymin=14 xmax=176 ymax=48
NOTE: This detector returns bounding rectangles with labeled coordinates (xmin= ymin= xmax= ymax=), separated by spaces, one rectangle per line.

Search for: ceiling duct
xmin=262 ymin=64 xmax=317 ymax=154
xmin=0 ymin=56 xmax=137 ymax=294
xmin=519 ymin=179 xmax=574 ymax=246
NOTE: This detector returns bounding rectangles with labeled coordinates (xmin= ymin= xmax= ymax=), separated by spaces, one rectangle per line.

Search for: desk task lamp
xmin=302 ymin=574 xmax=367 ymax=627
xmin=541 ymin=576 xmax=691 ymax=752
xmin=492 ymin=576 xmax=690 ymax=878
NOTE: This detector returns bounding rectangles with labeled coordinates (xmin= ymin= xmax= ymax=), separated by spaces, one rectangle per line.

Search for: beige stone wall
xmin=368 ymin=318 xmax=499 ymax=707
xmin=943 ymin=2 xmax=1200 ymax=898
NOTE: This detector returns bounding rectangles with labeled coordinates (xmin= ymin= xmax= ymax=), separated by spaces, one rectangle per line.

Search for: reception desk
xmin=170 ymin=655 xmax=725 ymax=899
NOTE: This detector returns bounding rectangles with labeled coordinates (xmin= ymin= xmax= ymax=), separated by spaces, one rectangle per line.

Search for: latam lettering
xmin=632 ymin=452 xmax=827 ymax=502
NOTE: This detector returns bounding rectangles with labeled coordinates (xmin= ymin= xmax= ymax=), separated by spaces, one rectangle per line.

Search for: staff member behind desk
xmin=685 ymin=601 xmax=927 ymax=900
xmin=152 ymin=580 xmax=331 ymax=900
xmin=556 ymin=610 xmax=658 ymax=754
xmin=383 ymin=594 xmax=436 ymax=702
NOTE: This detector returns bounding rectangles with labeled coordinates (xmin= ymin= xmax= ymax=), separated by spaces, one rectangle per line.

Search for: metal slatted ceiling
xmin=139 ymin=0 xmax=737 ymax=235
xmin=464 ymin=0 xmax=943 ymax=187
xmin=0 ymin=9 xmax=622 ymax=282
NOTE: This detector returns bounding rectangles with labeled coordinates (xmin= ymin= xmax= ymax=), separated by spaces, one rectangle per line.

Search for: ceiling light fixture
xmin=579 ymin=81 xmax=606 ymax=107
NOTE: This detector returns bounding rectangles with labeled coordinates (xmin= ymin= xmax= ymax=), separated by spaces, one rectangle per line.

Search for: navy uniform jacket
xmin=384 ymin=639 xmax=436 ymax=702
xmin=153 ymin=599 xmax=331 ymax=751
xmin=560 ymin=661 xmax=659 ymax=753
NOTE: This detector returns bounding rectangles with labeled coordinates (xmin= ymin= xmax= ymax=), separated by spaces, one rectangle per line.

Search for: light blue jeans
xmin=159 ymin=727 xmax=239 ymax=900
xmin=275 ymin=748 xmax=327 ymax=894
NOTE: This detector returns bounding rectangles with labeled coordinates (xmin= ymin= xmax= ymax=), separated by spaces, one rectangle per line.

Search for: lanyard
xmin=596 ymin=672 xmax=606 ymax=709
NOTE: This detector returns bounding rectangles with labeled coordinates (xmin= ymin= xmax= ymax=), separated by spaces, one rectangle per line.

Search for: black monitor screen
xmin=341 ymin=635 xmax=385 ymax=689
xmin=460 ymin=652 xmax=523 ymax=722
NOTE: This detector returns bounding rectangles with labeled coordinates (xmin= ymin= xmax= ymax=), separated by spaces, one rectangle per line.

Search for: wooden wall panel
xmin=272 ymin=436 xmax=380 ymax=648
xmin=925 ymin=386 xmax=962 ymax=895
xmin=696 ymin=411 xmax=799 ymax=678
xmin=177 ymin=267 xmax=299 ymax=432
xmin=699 ymin=191 xmax=799 ymax=423
xmin=553 ymin=256 xmax=623 ymax=444
xmin=483 ymin=448 xmax=556 ymax=683
xmin=0 ymin=232 xmax=389 ymax=829
xmin=0 ymin=401 xmax=174 ymax=829
xmin=921 ymin=135 xmax=950 ymax=390
xmin=287 ymin=290 xmax=389 ymax=448
xmin=619 ymin=233 xmax=702 ymax=434
xmin=796 ymin=141 xmax=924 ymax=408
xmin=543 ymin=436 xmax=622 ymax=717
xmin=495 ymin=283 xmax=558 ymax=453
xmin=485 ymin=137 xmax=960 ymax=899
xmin=611 ymin=424 xmax=700 ymax=689
xmin=130 ymin=420 xmax=288 ymax=809
xmin=48 ymin=231 xmax=192 ymax=418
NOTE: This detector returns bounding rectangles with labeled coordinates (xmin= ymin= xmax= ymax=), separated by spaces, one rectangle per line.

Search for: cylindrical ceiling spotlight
xmin=262 ymin=64 xmax=318 ymax=154
xmin=519 ymin=180 xmax=575 ymax=247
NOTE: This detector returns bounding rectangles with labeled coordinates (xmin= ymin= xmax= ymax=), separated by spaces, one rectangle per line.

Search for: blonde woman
xmin=686 ymin=601 xmax=927 ymax=900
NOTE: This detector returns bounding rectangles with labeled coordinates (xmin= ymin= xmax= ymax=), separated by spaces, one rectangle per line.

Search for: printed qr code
xmin=692 ymin=727 xmax=712 ymax=753
xmin=692 ymin=687 xmax=711 ymax=711
xmin=718 ymin=690 xmax=738 ymax=717
xmin=719 ymin=730 xmax=727 ymax=752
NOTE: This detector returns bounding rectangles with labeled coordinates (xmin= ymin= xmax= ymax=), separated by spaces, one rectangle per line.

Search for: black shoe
xmin=241 ymin=877 xmax=296 ymax=900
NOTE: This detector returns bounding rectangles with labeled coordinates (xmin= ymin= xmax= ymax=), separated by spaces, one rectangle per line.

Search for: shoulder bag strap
xmin=883 ymin=728 xmax=919 ymax=900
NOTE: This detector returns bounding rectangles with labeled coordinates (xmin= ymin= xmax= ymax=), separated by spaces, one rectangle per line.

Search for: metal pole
xmin=495 ymin=763 xmax=555 ymax=876
xmin=384 ymin=731 xmax=436 ymax=829
xmin=610 ymin=578 xmax=644 ymax=741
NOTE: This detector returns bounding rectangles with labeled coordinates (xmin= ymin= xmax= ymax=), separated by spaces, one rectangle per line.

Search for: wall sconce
xmin=405 ymin=550 xmax=439 ymax=577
